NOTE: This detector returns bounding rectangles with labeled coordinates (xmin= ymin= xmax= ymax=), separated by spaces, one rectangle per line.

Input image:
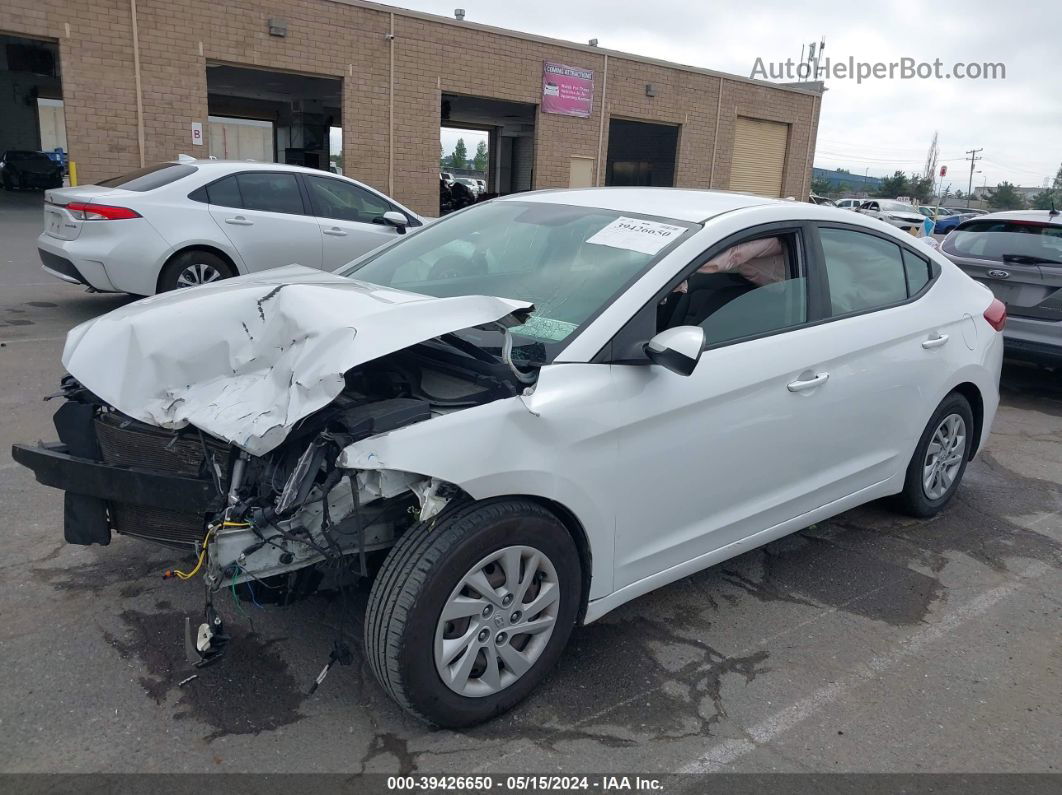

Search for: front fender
xmin=338 ymin=365 xmax=617 ymax=599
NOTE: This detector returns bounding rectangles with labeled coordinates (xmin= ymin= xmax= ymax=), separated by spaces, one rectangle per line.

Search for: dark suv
xmin=1 ymin=150 xmax=64 ymax=190
xmin=940 ymin=210 xmax=1062 ymax=364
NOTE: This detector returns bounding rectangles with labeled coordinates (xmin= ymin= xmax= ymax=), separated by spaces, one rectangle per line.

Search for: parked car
xmin=441 ymin=172 xmax=455 ymax=185
xmin=939 ymin=209 xmax=1062 ymax=364
xmin=36 ymin=159 xmax=422 ymax=294
xmin=933 ymin=211 xmax=977 ymax=235
xmin=1 ymin=150 xmax=64 ymax=190
xmin=455 ymin=177 xmax=481 ymax=196
xmin=14 ymin=189 xmax=1003 ymax=727
xmin=857 ymin=199 xmax=926 ymax=236
xmin=808 ymin=193 xmax=836 ymax=206
xmin=835 ymin=198 xmax=862 ymax=211
xmin=475 ymin=179 xmax=487 ymax=193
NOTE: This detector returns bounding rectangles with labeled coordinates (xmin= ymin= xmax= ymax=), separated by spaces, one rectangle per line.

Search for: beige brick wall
xmin=5 ymin=0 xmax=821 ymax=213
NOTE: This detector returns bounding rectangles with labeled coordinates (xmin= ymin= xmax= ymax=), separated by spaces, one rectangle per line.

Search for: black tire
xmin=157 ymin=249 xmax=236 ymax=292
xmin=365 ymin=498 xmax=582 ymax=728
xmin=893 ymin=392 xmax=974 ymax=518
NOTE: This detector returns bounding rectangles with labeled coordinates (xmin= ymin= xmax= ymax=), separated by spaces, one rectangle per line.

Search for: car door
xmin=206 ymin=171 xmax=322 ymax=272
xmin=302 ymin=174 xmax=406 ymax=268
xmin=609 ymin=225 xmax=848 ymax=588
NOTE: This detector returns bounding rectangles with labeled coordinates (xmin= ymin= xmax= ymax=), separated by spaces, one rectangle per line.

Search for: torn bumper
xmin=12 ymin=442 xmax=222 ymax=513
xmin=12 ymin=404 xmax=227 ymax=547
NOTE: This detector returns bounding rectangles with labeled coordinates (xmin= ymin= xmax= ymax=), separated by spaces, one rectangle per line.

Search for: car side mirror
xmin=644 ymin=326 xmax=705 ymax=376
xmin=382 ymin=210 xmax=408 ymax=234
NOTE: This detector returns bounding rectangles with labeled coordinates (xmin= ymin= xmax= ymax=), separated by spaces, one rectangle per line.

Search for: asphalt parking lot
xmin=1 ymin=189 xmax=1060 ymax=775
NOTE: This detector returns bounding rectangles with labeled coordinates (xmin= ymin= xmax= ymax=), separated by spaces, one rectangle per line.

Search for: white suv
xmin=37 ymin=159 xmax=422 ymax=295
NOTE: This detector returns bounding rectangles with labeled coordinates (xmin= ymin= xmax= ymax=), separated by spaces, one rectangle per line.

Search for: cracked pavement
xmin=1 ymin=190 xmax=1059 ymax=773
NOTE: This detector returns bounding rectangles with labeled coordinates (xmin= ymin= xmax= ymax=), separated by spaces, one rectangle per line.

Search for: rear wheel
xmin=365 ymin=498 xmax=582 ymax=727
xmin=158 ymin=250 xmax=236 ymax=292
xmin=893 ymin=392 xmax=974 ymax=517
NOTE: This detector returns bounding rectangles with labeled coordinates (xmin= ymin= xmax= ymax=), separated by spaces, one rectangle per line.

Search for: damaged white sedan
xmin=14 ymin=188 xmax=1004 ymax=727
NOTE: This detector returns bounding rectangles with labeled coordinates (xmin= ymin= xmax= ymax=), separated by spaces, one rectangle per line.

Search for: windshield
xmin=880 ymin=201 xmax=916 ymax=213
xmin=338 ymin=200 xmax=695 ymax=362
xmin=942 ymin=219 xmax=1062 ymax=262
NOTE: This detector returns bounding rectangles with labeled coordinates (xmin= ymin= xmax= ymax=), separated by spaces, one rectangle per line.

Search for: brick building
xmin=3 ymin=0 xmax=823 ymax=216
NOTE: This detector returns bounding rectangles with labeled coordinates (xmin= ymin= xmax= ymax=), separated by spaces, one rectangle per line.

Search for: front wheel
xmin=365 ymin=498 xmax=582 ymax=727
xmin=893 ymin=392 xmax=974 ymax=518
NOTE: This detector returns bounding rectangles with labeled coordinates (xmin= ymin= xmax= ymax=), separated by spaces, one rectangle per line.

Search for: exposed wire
xmin=165 ymin=526 xmax=215 ymax=580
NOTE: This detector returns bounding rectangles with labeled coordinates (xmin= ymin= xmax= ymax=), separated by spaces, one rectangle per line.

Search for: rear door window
xmin=942 ymin=220 xmax=1062 ymax=263
xmin=97 ymin=163 xmax=197 ymax=191
xmin=205 ymin=175 xmax=242 ymax=208
xmin=234 ymin=172 xmax=305 ymax=215
xmin=819 ymin=227 xmax=908 ymax=315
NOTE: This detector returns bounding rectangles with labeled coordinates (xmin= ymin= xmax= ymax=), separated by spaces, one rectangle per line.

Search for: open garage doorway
xmin=605 ymin=119 xmax=678 ymax=187
xmin=206 ymin=64 xmax=341 ymax=171
xmin=440 ymin=93 xmax=536 ymax=215
xmin=0 ymin=34 xmax=67 ymax=189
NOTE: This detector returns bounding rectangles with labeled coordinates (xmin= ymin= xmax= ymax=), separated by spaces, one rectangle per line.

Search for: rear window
xmin=97 ymin=163 xmax=198 ymax=192
xmin=942 ymin=219 xmax=1062 ymax=263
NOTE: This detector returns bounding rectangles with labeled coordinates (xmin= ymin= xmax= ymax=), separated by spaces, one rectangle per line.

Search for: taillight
xmin=66 ymin=202 xmax=141 ymax=221
xmin=983 ymin=298 xmax=1006 ymax=332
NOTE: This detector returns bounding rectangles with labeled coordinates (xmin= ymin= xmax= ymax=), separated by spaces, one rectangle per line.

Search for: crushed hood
xmin=62 ymin=265 xmax=531 ymax=455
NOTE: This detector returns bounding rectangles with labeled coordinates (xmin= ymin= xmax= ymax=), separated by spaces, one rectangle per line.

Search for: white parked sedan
xmin=856 ymin=198 xmax=927 ymax=236
xmin=14 ymin=188 xmax=1004 ymax=727
xmin=37 ymin=159 xmax=422 ymax=294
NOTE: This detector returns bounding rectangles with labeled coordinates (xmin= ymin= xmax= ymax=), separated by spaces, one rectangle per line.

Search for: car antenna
xmin=1050 ymin=200 xmax=1059 ymax=217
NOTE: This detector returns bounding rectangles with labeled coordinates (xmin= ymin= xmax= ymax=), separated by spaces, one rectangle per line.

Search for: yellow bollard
xmin=69 ymin=161 xmax=78 ymax=187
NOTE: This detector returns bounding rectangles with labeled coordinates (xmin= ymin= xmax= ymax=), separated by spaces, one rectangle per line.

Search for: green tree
xmin=954 ymin=189 xmax=963 ymax=199
xmin=1052 ymin=162 xmax=1062 ymax=191
xmin=440 ymin=144 xmax=447 ymax=168
xmin=472 ymin=140 xmax=488 ymax=172
xmin=907 ymin=173 xmax=934 ymax=203
xmin=810 ymin=177 xmax=832 ymax=195
xmin=876 ymin=170 xmax=909 ymax=198
xmin=1031 ymin=189 xmax=1058 ymax=210
xmin=448 ymin=138 xmax=468 ymax=170
xmin=987 ymin=181 xmax=1026 ymax=210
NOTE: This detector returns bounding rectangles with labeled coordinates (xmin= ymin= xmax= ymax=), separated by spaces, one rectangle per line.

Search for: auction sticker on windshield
xmin=586 ymin=216 xmax=686 ymax=255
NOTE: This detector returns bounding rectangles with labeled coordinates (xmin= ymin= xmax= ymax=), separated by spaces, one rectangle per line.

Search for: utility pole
xmin=965 ymin=148 xmax=983 ymax=208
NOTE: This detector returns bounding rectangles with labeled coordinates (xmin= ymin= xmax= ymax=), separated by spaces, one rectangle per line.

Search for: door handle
xmin=787 ymin=372 xmax=829 ymax=392
xmin=921 ymin=334 xmax=949 ymax=349
xmin=225 ymin=216 xmax=253 ymax=226
xmin=323 ymin=227 xmax=347 ymax=236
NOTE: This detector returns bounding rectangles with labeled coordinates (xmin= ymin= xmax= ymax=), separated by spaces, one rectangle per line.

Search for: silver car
xmin=37 ymin=159 xmax=421 ymax=295
xmin=939 ymin=210 xmax=1062 ymax=364
xmin=856 ymin=199 xmax=926 ymax=236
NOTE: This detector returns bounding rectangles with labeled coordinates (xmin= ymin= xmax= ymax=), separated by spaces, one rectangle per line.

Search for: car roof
xmin=167 ymin=158 xmax=342 ymax=178
xmin=962 ymin=209 xmax=1062 ymax=226
xmin=502 ymin=187 xmax=781 ymax=222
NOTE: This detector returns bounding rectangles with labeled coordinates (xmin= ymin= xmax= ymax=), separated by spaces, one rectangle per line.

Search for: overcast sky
xmin=391 ymin=0 xmax=1058 ymax=191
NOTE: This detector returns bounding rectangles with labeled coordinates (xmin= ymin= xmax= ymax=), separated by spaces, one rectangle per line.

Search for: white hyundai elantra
xmin=15 ymin=188 xmax=1003 ymax=727
xmin=36 ymin=158 xmax=422 ymax=295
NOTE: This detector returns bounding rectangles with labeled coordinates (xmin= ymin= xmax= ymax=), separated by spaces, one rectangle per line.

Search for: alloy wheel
xmin=434 ymin=545 xmax=560 ymax=697
xmin=922 ymin=413 xmax=967 ymax=500
xmin=175 ymin=262 xmax=224 ymax=288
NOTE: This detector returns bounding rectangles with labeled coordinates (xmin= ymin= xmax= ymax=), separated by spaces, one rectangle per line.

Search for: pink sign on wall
xmin=542 ymin=61 xmax=594 ymax=118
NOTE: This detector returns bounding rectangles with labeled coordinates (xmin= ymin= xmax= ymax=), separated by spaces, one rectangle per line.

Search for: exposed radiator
xmin=94 ymin=412 xmax=230 ymax=547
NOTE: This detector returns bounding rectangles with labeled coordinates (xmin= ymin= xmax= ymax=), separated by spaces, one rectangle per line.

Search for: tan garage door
xmin=729 ymin=117 xmax=789 ymax=197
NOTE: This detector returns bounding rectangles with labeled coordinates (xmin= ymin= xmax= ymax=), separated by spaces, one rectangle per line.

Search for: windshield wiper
xmin=1002 ymin=253 xmax=1062 ymax=266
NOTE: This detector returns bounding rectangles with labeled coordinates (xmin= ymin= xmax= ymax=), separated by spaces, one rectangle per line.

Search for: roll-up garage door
xmin=729 ymin=116 xmax=789 ymax=197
